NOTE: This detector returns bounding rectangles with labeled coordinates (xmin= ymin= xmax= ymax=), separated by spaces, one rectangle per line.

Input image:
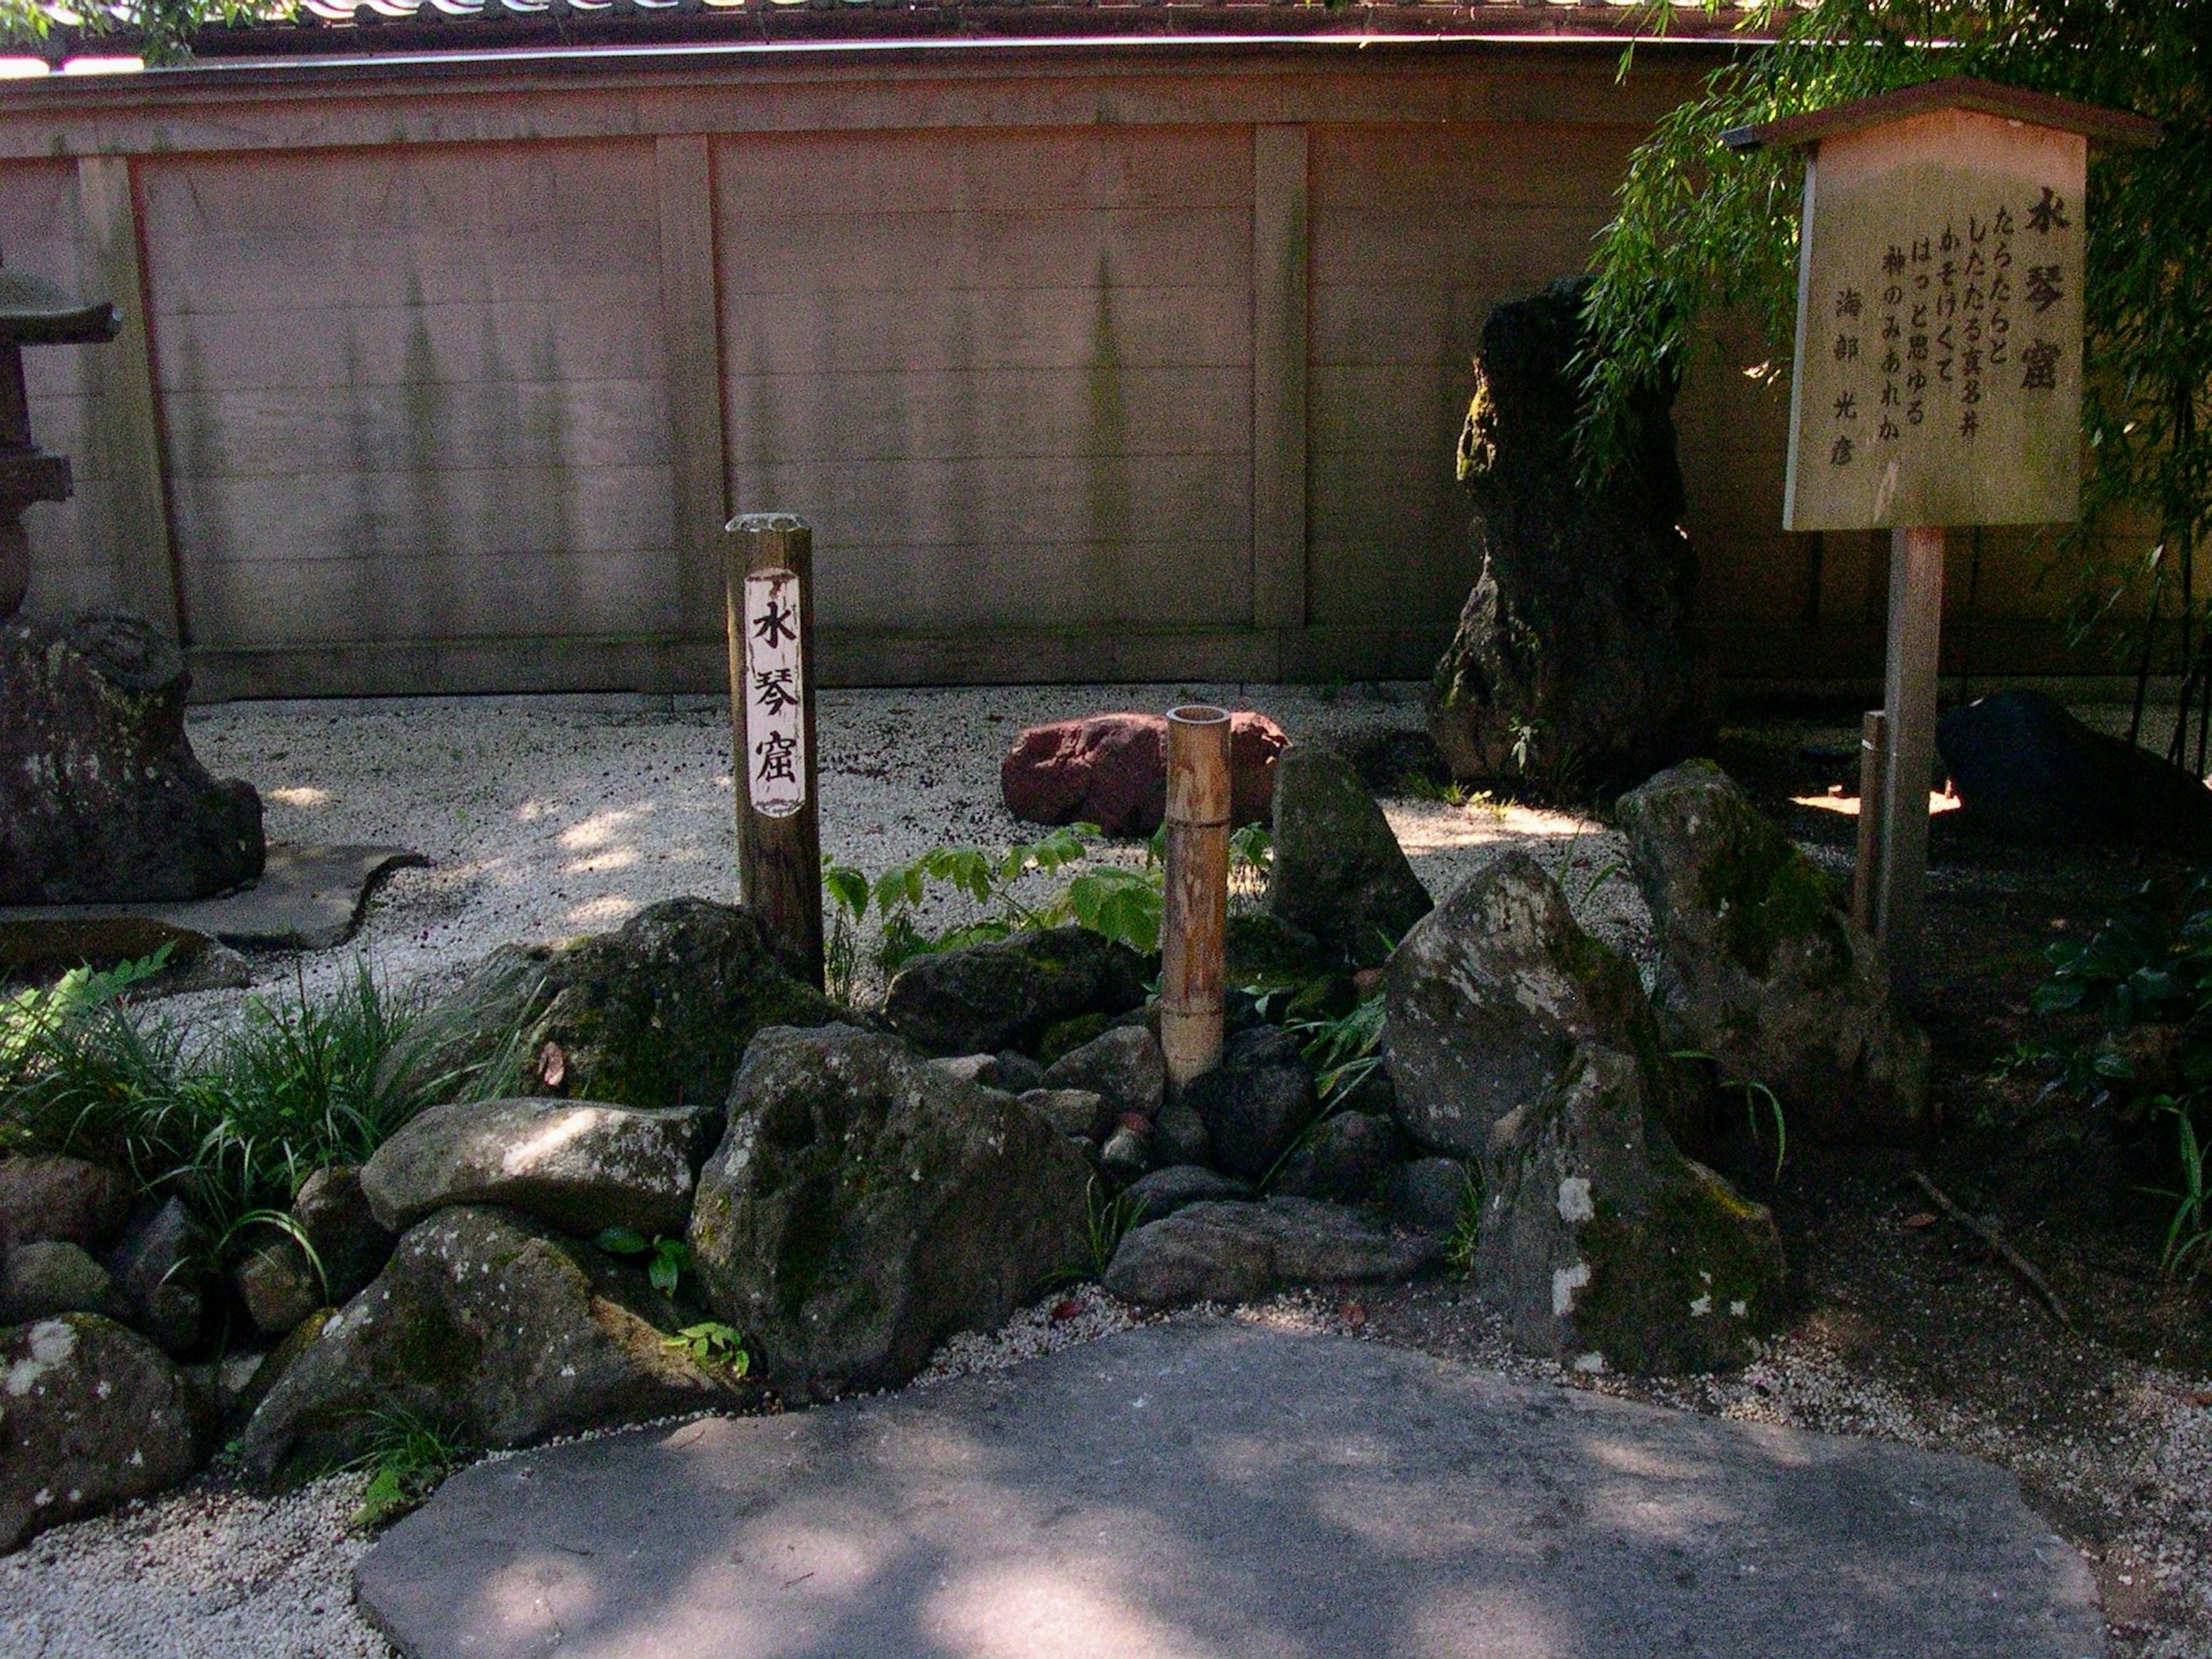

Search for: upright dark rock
xmin=1263 ymin=744 xmax=1432 ymax=968
xmin=1938 ymin=689 xmax=2212 ymax=849
xmin=0 ymin=611 xmax=263 ymax=903
xmin=1429 ymin=277 xmax=1718 ymax=796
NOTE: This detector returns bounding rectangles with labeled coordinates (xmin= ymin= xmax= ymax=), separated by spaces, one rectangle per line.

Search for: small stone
xmin=990 ymin=1051 xmax=1047 ymax=1094
xmin=0 ymin=1156 xmax=131 ymax=1255
xmin=1040 ymin=1024 xmax=1166 ymax=1123
xmin=1389 ymin=1158 xmax=1474 ymax=1235
xmin=1151 ymin=1099 xmax=1212 ymax=1168
xmin=104 ymin=1198 xmax=204 ymax=1354
xmin=1122 ymin=1165 xmax=1254 ymax=1221
xmin=1271 ymin=1112 xmax=1406 ymax=1205
xmin=290 ymin=1166 xmax=394 ymax=1306
xmin=230 ymin=1238 xmax=319 ymax=1338
xmin=1099 ymin=1126 xmax=1152 ymax=1183
xmin=1180 ymin=1025 xmax=1319 ymax=1181
xmin=1018 ymin=1089 xmax=1113 ymax=1142
xmin=1 ymin=1241 xmax=127 ymax=1324
xmin=1104 ymin=1197 xmax=1439 ymax=1307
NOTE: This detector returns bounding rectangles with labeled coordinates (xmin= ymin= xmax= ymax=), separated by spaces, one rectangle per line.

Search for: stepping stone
xmin=355 ymin=1322 xmax=2102 ymax=1659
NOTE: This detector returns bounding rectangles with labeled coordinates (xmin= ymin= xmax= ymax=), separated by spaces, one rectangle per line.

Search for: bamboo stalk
xmin=1160 ymin=704 xmax=1230 ymax=1087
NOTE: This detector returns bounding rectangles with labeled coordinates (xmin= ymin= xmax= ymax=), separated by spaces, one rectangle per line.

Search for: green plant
xmin=1442 ymin=1165 xmax=1484 ymax=1279
xmin=822 ymin=858 xmax=870 ymax=1006
xmin=1287 ymin=994 xmax=1387 ymax=1107
xmin=663 ymin=1320 xmax=751 ymax=1378
xmin=1082 ymin=1179 xmax=1149 ymax=1277
xmin=1673 ymin=1049 xmax=1789 ymax=1179
xmin=596 ymin=1226 xmax=694 ymax=1294
xmin=343 ymin=1406 xmax=475 ymax=1530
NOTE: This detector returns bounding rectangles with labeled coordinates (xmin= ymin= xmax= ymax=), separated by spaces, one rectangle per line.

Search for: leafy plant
xmin=1083 ymin=1179 xmax=1149 ymax=1277
xmin=1287 ymin=994 xmax=1387 ymax=1107
xmin=1673 ymin=1049 xmax=1790 ymax=1179
xmin=343 ymin=1406 xmax=475 ymax=1530
xmin=822 ymin=858 xmax=870 ymax=1006
xmin=663 ymin=1320 xmax=750 ymax=1378
xmin=1442 ymin=1165 xmax=1485 ymax=1279
xmin=595 ymin=1226 xmax=694 ymax=1294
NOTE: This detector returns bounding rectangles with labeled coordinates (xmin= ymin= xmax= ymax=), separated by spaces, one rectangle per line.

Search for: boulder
xmin=391 ymin=898 xmax=840 ymax=1111
xmin=1099 ymin=1124 xmax=1153 ymax=1183
xmin=0 ymin=1315 xmax=206 ymax=1551
xmin=1040 ymin=1024 xmax=1166 ymax=1122
xmin=1264 ymin=745 xmax=1432 ymax=967
xmin=0 ymin=611 xmax=264 ymax=904
xmin=883 ymin=926 xmax=1149 ymax=1058
xmin=1224 ymin=911 xmax=1342 ymax=992
xmin=0 ymin=1155 xmax=130 ymax=1255
xmin=105 ymin=1197 xmax=204 ymax=1353
xmin=1429 ymin=277 xmax=1718 ymax=796
xmin=1001 ymin=710 xmax=1287 ymax=837
xmin=1151 ymin=1097 xmax=1213 ymax=1168
xmin=1938 ymin=688 xmax=2212 ymax=849
xmin=291 ymin=1165 xmax=395 ymax=1306
xmin=1389 ymin=1157 xmax=1475 ymax=1235
xmin=1616 ymin=762 xmax=1929 ymax=1143
xmin=360 ymin=1097 xmax=717 ymax=1239
xmin=1103 ymin=1197 xmax=1439 ymax=1307
xmin=1017 ymin=1088 xmax=1114 ymax=1143
xmin=688 ymin=1026 xmax=1092 ymax=1400
xmin=232 ymin=1237 xmax=320 ymax=1337
xmin=926 ymin=1052 xmax=1043 ymax=1094
xmin=1271 ymin=1111 xmax=1407 ymax=1205
xmin=1476 ymin=1044 xmax=1785 ymax=1375
xmin=1384 ymin=850 xmax=1696 ymax=1159
xmin=1122 ymin=1164 xmax=1255 ymax=1221
xmin=1179 ymin=1024 xmax=1321 ymax=1181
xmin=0 ymin=1241 xmax=128 ymax=1324
xmin=236 ymin=1205 xmax=744 ymax=1484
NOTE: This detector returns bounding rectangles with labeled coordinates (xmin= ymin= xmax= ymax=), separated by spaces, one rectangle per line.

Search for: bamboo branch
xmin=1910 ymin=1169 xmax=2073 ymax=1331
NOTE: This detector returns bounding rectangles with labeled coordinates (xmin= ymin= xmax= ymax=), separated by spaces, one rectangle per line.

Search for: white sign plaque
xmin=1784 ymin=108 xmax=2086 ymax=532
xmin=742 ymin=565 xmax=806 ymax=819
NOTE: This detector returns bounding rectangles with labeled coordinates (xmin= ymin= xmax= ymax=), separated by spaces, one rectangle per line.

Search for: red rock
xmin=1001 ymin=711 xmax=1287 ymax=837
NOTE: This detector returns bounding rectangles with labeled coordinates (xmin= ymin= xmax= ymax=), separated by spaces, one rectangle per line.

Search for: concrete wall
xmin=0 ymin=40 xmax=2110 ymax=697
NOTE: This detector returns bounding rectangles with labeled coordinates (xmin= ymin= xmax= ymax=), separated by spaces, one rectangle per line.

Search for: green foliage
xmin=0 ymin=952 xmax=521 ymax=1240
xmin=594 ymin=1226 xmax=694 ymax=1295
xmin=343 ymin=1406 xmax=475 ymax=1530
xmin=1442 ymin=1164 xmax=1485 ymax=1279
xmin=1583 ymin=1 xmax=2212 ymax=699
xmin=663 ymin=1320 xmax=750 ymax=1378
xmin=1287 ymin=993 xmax=1387 ymax=1106
xmin=0 ymin=0 xmax=294 ymax=66
xmin=1082 ymin=1179 xmax=1149 ymax=1277
xmin=1673 ymin=1049 xmax=1789 ymax=1179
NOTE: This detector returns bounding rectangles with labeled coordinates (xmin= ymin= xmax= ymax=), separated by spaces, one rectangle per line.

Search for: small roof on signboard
xmin=0 ymin=269 xmax=119 ymax=347
xmin=1722 ymin=75 xmax=2161 ymax=155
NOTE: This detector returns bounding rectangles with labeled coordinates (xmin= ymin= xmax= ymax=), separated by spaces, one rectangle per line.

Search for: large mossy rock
xmin=688 ymin=1026 xmax=1092 ymax=1400
xmin=882 ymin=925 xmax=1148 ymax=1058
xmin=1429 ymin=278 xmax=1718 ymax=796
xmin=1264 ymin=744 xmax=1432 ymax=968
xmin=396 ymin=898 xmax=839 ymax=1109
xmin=1477 ymin=1044 xmax=1785 ymax=1376
xmin=0 ymin=1315 xmax=207 ymax=1552
xmin=236 ymin=1205 xmax=743 ymax=1484
xmin=0 ymin=610 xmax=263 ymax=904
xmin=1384 ymin=850 xmax=1695 ymax=1159
xmin=361 ymin=1097 xmax=718 ymax=1238
xmin=1938 ymin=688 xmax=2212 ymax=849
xmin=1617 ymin=762 xmax=1928 ymax=1143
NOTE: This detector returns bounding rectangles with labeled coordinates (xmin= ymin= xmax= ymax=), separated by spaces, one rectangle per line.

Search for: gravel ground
xmin=6 ymin=684 xmax=2210 ymax=1657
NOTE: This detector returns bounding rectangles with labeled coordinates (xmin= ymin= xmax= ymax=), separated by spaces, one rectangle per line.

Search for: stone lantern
xmin=0 ymin=266 xmax=120 ymax=618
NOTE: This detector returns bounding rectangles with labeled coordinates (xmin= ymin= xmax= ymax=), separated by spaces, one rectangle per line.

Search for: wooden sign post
xmin=725 ymin=512 xmax=824 ymax=990
xmin=1727 ymin=78 xmax=2157 ymax=994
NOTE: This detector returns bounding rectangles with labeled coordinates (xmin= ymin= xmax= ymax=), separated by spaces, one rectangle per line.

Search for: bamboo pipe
xmin=1852 ymin=708 xmax=1887 ymax=935
xmin=1161 ymin=704 xmax=1231 ymax=1086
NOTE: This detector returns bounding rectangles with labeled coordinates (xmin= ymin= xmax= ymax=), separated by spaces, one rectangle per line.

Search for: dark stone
xmin=291 ymin=1165 xmax=394 ymax=1307
xmin=105 ymin=1198 xmax=205 ymax=1353
xmin=231 ymin=1237 xmax=320 ymax=1338
xmin=360 ymin=1097 xmax=718 ymax=1239
xmin=1122 ymin=1164 xmax=1255 ymax=1221
xmin=1618 ymin=762 xmax=1928 ymax=1143
xmin=1264 ymin=744 xmax=1432 ymax=967
xmin=0 ymin=1155 xmax=130 ymax=1255
xmin=688 ymin=1026 xmax=1092 ymax=1400
xmin=1103 ymin=1197 xmax=1438 ymax=1306
xmin=883 ymin=925 xmax=1149 ymax=1058
xmin=1180 ymin=1025 xmax=1320 ymax=1181
xmin=1389 ymin=1157 xmax=1474 ymax=1235
xmin=1152 ymin=1098 xmax=1213 ymax=1168
xmin=991 ymin=1051 xmax=1047 ymax=1094
xmin=1271 ymin=1112 xmax=1406 ymax=1205
xmin=1938 ymin=688 xmax=2212 ymax=849
xmin=1223 ymin=911 xmax=1342 ymax=993
xmin=0 ymin=1241 xmax=128 ymax=1324
xmin=0 ymin=1315 xmax=207 ymax=1552
xmin=1383 ymin=850 xmax=1696 ymax=1159
xmin=1040 ymin=1024 xmax=1166 ymax=1122
xmin=1099 ymin=1125 xmax=1153 ymax=1183
xmin=1001 ymin=711 xmax=1288 ymax=837
xmin=236 ymin=1205 xmax=745 ymax=1484
xmin=391 ymin=898 xmax=840 ymax=1110
xmin=1477 ymin=1044 xmax=1785 ymax=1376
xmin=0 ymin=610 xmax=264 ymax=904
xmin=354 ymin=1321 xmax=2110 ymax=1659
xmin=1017 ymin=1088 xmax=1113 ymax=1143
xmin=1429 ymin=276 xmax=1718 ymax=796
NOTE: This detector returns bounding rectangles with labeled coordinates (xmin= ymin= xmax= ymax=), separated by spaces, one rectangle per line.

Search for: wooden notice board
xmin=1783 ymin=108 xmax=2086 ymax=532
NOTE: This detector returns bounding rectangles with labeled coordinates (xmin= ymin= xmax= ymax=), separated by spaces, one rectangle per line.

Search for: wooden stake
xmin=1876 ymin=524 xmax=1945 ymax=997
xmin=1851 ymin=708 xmax=1887 ymax=933
xmin=1160 ymin=704 xmax=1230 ymax=1087
xmin=725 ymin=512 xmax=823 ymax=990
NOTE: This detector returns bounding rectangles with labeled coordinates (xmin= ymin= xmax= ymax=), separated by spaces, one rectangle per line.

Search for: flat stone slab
xmin=355 ymin=1321 xmax=2102 ymax=1659
xmin=0 ymin=843 xmax=426 ymax=959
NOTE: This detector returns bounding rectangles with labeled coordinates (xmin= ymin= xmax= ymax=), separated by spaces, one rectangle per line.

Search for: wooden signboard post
xmin=1726 ymin=78 xmax=2157 ymax=993
xmin=725 ymin=512 xmax=824 ymax=990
